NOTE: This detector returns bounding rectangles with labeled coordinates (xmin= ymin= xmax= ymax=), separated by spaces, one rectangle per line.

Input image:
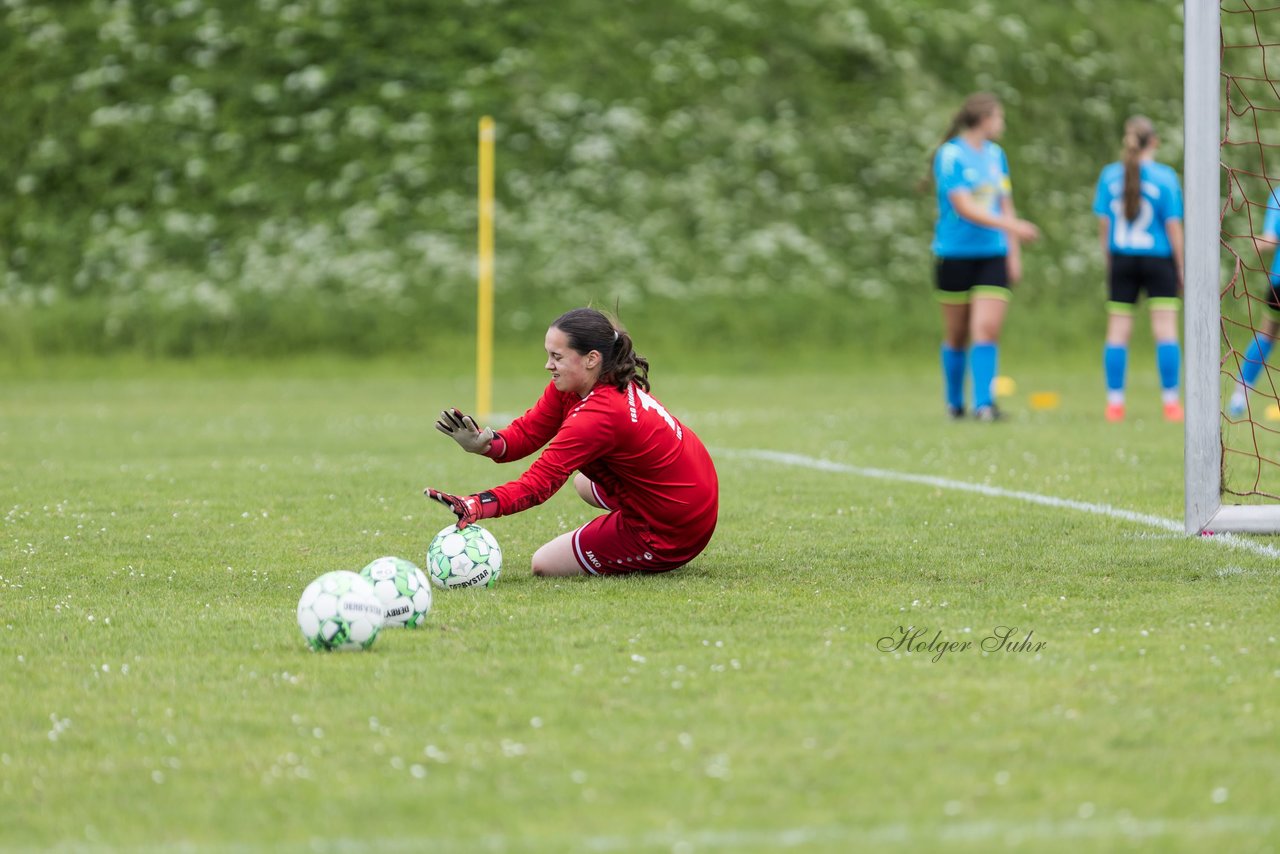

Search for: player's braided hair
xmin=1122 ymin=115 xmax=1156 ymax=221
xmin=919 ymin=92 xmax=1003 ymax=193
xmin=552 ymin=307 xmax=650 ymax=393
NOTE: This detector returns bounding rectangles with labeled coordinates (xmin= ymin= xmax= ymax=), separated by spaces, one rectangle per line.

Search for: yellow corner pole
xmin=476 ymin=116 xmax=495 ymax=422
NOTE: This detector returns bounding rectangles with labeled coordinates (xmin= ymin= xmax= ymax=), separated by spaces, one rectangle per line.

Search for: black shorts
xmin=935 ymin=256 xmax=1010 ymax=305
xmin=1108 ymin=254 xmax=1180 ymax=313
xmin=1266 ymin=278 xmax=1280 ymax=321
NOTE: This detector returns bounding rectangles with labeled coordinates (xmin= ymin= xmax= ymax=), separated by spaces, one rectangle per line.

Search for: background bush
xmin=0 ymin=0 xmax=1192 ymax=359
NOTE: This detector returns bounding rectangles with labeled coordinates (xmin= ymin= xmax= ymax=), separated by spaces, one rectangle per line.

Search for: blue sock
xmin=970 ymin=343 xmax=997 ymax=409
xmin=1156 ymin=341 xmax=1181 ymax=391
xmin=1104 ymin=344 xmax=1128 ymax=393
xmin=1240 ymin=336 xmax=1274 ymax=388
xmin=941 ymin=345 xmax=966 ymax=409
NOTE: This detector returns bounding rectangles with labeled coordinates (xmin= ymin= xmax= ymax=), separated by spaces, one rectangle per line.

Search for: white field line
xmin=25 ymin=814 xmax=1276 ymax=853
xmin=581 ymin=815 xmax=1279 ymax=850
xmin=723 ymin=448 xmax=1280 ymax=561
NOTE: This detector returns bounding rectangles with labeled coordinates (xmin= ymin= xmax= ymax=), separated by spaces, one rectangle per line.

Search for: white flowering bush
xmin=0 ymin=0 xmax=1193 ymax=357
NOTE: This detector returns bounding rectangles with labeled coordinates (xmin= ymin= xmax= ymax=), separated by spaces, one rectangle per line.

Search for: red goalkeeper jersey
xmin=485 ymin=381 xmax=719 ymax=562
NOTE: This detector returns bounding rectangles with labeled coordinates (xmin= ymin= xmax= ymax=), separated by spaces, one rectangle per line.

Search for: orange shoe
xmin=1163 ymin=401 xmax=1185 ymax=422
xmin=1105 ymin=402 xmax=1125 ymax=422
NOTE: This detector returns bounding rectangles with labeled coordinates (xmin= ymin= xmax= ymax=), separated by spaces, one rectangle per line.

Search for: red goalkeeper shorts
xmin=570 ymin=509 xmax=679 ymax=575
xmin=570 ymin=480 xmax=716 ymax=575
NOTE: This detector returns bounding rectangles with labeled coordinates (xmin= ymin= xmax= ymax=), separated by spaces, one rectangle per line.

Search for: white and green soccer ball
xmin=296 ymin=570 xmax=384 ymax=651
xmin=359 ymin=556 xmax=433 ymax=628
xmin=427 ymin=523 xmax=503 ymax=589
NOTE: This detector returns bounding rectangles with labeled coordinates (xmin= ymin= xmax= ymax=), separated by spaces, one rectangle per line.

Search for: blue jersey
xmin=1262 ymin=188 xmax=1280 ymax=286
xmin=932 ymin=138 xmax=1011 ymax=258
xmin=1092 ymin=161 xmax=1183 ymax=257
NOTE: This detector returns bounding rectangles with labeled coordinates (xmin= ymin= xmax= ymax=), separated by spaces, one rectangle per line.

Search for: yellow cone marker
xmin=1266 ymin=404 xmax=1280 ymax=421
xmin=993 ymin=376 xmax=1017 ymax=397
xmin=1029 ymin=392 xmax=1061 ymax=411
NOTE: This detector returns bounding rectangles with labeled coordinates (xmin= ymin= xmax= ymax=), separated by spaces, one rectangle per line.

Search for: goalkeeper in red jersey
xmin=424 ymin=307 xmax=719 ymax=577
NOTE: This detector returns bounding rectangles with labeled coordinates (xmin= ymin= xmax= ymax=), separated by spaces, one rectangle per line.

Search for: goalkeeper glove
xmin=435 ymin=408 xmax=495 ymax=455
xmin=424 ymin=488 xmax=499 ymax=529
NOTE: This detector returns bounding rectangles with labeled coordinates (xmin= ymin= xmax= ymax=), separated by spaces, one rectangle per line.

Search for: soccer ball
xmin=359 ymin=556 xmax=433 ymax=628
xmin=426 ymin=523 xmax=503 ymax=589
xmin=296 ymin=570 xmax=384 ymax=651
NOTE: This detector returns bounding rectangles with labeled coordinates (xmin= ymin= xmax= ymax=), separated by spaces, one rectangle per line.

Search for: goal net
xmin=1186 ymin=0 xmax=1280 ymax=533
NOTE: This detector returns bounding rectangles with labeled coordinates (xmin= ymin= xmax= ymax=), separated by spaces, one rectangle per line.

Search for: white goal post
xmin=1183 ymin=0 xmax=1279 ymax=534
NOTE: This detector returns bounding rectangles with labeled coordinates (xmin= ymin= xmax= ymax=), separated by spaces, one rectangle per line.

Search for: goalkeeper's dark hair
xmin=918 ymin=92 xmax=1003 ymax=193
xmin=1121 ymin=115 xmax=1156 ymax=222
xmin=552 ymin=307 xmax=650 ymax=393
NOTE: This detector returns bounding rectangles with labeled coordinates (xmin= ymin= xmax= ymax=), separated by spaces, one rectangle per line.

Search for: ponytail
xmin=1122 ymin=115 xmax=1155 ymax=221
xmin=551 ymin=307 xmax=650 ymax=393
xmin=604 ymin=327 xmax=650 ymax=393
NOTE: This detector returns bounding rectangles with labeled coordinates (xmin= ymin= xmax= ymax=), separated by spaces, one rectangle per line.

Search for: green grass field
xmin=2 ymin=357 xmax=1278 ymax=853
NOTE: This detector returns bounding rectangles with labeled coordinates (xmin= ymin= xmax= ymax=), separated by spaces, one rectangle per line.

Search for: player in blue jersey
xmin=929 ymin=92 xmax=1040 ymax=421
xmin=1092 ymin=115 xmax=1185 ymax=422
xmin=1227 ymin=186 xmax=1280 ymax=417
